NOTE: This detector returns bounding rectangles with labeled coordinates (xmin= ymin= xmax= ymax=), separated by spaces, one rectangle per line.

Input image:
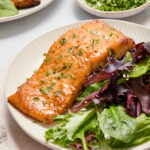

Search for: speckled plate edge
xmin=4 ymin=19 xmax=150 ymax=150
xmin=0 ymin=0 xmax=54 ymax=23
xmin=76 ymin=0 xmax=150 ymax=18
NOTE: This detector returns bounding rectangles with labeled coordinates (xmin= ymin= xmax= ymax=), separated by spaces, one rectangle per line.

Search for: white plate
xmin=5 ymin=20 xmax=150 ymax=150
xmin=76 ymin=0 xmax=150 ymax=18
xmin=0 ymin=0 xmax=54 ymax=23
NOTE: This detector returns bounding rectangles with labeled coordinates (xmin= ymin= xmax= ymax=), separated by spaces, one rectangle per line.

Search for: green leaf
xmin=76 ymin=80 xmax=108 ymax=102
xmin=110 ymin=114 xmax=150 ymax=148
xmin=0 ymin=0 xmax=19 ymax=18
xmin=99 ymin=106 xmax=137 ymax=143
xmin=129 ymin=57 xmax=150 ymax=78
xmin=45 ymin=109 xmax=101 ymax=149
xmin=74 ymin=116 xmax=100 ymax=150
xmin=126 ymin=51 xmax=132 ymax=62
xmin=86 ymin=0 xmax=146 ymax=11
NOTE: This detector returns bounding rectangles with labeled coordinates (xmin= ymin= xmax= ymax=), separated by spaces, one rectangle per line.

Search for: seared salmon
xmin=8 ymin=20 xmax=135 ymax=123
xmin=10 ymin=0 xmax=40 ymax=9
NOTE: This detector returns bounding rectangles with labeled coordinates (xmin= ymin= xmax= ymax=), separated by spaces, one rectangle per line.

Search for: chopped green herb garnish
xmin=109 ymin=27 xmax=115 ymax=31
xmin=75 ymin=45 xmax=79 ymax=49
xmin=92 ymin=39 xmax=95 ymax=49
xmin=26 ymin=78 xmax=29 ymax=81
xmin=58 ymin=56 xmax=62 ymax=60
xmin=55 ymin=90 xmax=62 ymax=96
xmin=109 ymin=33 xmax=113 ymax=37
xmin=60 ymin=38 xmax=66 ymax=45
xmin=41 ymin=79 xmax=45 ymax=82
xmin=46 ymin=71 xmax=50 ymax=76
xmin=96 ymin=39 xmax=100 ymax=44
xmin=68 ymin=48 xmax=72 ymax=52
xmin=32 ymin=97 xmax=39 ymax=101
xmin=70 ymin=74 xmax=76 ymax=80
xmin=33 ymin=68 xmax=37 ymax=73
xmin=51 ymin=82 xmax=56 ymax=86
xmin=47 ymin=86 xmax=52 ymax=92
xmin=78 ymin=49 xmax=83 ymax=55
xmin=40 ymin=87 xmax=48 ymax=94
xmin=89 ymin=30 xmax=95 ymax=35
xmin=42 ymin=101 xmax=47 ymax=106
xmin=72 ymin=34 xmax=77 ymax=39
xmin=53 ymin=70 xmax=56 ymax=74
xmin=62 ymin=63 xmax=67 ymax=69
xmin=43 ymin=53 xmax=46 ymax=56
xmin=44 ymin=59 xmax=47 ymax=62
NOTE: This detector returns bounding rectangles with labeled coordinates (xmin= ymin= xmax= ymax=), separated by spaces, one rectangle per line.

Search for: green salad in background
xmin=85 ymin=0 xmax=147 ymax=11
xmin=0 ymin=0 xmax=18 ymax=18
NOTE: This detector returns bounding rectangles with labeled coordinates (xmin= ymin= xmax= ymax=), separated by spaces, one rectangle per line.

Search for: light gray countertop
xmin=0 ymin=0 xmax=150 ymax=150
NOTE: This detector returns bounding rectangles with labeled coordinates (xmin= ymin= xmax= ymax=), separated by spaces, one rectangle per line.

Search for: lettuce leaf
xmin=129 ymin=57 xmax=150 ymax=78
xmin=99 ymin=106 xmax=137 ymax=143
xmin=0 ymin=0 xmax=18 ymax=18
xmin=110 ymin=114 xmax=150 ymax=148
xmin=45 ymin=109 xmax=102 ymax=149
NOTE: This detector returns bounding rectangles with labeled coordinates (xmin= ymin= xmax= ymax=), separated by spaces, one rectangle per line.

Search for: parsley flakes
xmin=60 ymin=38 xmax=66 ymax=45
xmin=32 ymin=97 xmax=39 ymax=101
xmin=55 ymin=90 xmax=62 ymax=96
xmin=78 ymin=49 xmax=83 ymax=55
xmin=46 ymin=71 xmax=50 ymax=76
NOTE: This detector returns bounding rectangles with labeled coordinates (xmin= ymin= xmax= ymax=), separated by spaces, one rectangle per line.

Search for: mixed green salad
xmin=45 ymin=41 xmax=150 ymax=150
xmin=0 ymin=0 xmax=18 ymax=17
xmin=85 ymin=0 xmax=147 ymax=11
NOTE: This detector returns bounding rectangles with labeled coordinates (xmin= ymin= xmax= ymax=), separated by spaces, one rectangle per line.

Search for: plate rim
xmin=4 ymin=19 xmax=150 ymax=150
xmin=0 ymin=0 xmax=54 ymax=23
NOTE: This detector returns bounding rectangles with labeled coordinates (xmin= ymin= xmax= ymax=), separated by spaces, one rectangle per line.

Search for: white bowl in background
xmin=76 ymin=0 xmax=150 ymax=18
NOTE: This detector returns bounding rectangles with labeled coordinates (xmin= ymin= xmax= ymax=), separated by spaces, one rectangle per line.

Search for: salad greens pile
xmin=0 ymin=0 xmax=18 ymax=18
xmin=45 ymin=42 xmax=150 ymax=150
xmin=85 ymin=0 xmax=147 ymax=11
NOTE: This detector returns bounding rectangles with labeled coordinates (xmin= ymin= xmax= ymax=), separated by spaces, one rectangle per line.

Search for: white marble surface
xmin=0 ymin=0 xmax=150 ymax=150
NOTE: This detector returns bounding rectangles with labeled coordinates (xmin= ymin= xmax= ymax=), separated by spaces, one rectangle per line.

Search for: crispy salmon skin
xmin=8 ymin=20 xmax=135 ymax=123
xmin=10 ymin=0 xmax=40 ymax=9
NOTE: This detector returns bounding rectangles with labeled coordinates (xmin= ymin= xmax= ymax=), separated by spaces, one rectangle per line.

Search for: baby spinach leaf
xmin=110 ymin=114 xmax=150 ymax=148
xmin=99 ymin=106 xmax=137 ymax=143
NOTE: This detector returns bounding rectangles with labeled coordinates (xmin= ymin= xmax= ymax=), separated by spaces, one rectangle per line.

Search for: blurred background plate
xmin=76 ymin=0 xmax=150 ymax=18
xmin=0 ymin=0 xmax=54 ymax=23
xmin=5 ymin=20 xmax=150 ymax=150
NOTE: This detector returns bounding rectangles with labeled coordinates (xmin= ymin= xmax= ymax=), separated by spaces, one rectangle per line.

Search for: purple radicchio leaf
xmin=84 ymin=56 xmax=133 ymax=87
xmin=126 ymin=90 xmax=142 ymax=118
xmin=131 ymin=42 xmax=150 ymax=63
xmin=142 ymin=73 xmax=150 ymax=93
xmin=128 ymin=78 xmax=150 ymax=115
xmin=70 ymin=143 xmax=83 ymax=150
xmin=72 ymin=76 xmax=128 ymax=113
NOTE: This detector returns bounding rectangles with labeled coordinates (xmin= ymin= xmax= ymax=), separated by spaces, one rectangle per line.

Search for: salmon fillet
xmin=10 ymin=0 xmax=40 ymax=9
xmin=8 ymin=20 xmax=135 ymax=123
